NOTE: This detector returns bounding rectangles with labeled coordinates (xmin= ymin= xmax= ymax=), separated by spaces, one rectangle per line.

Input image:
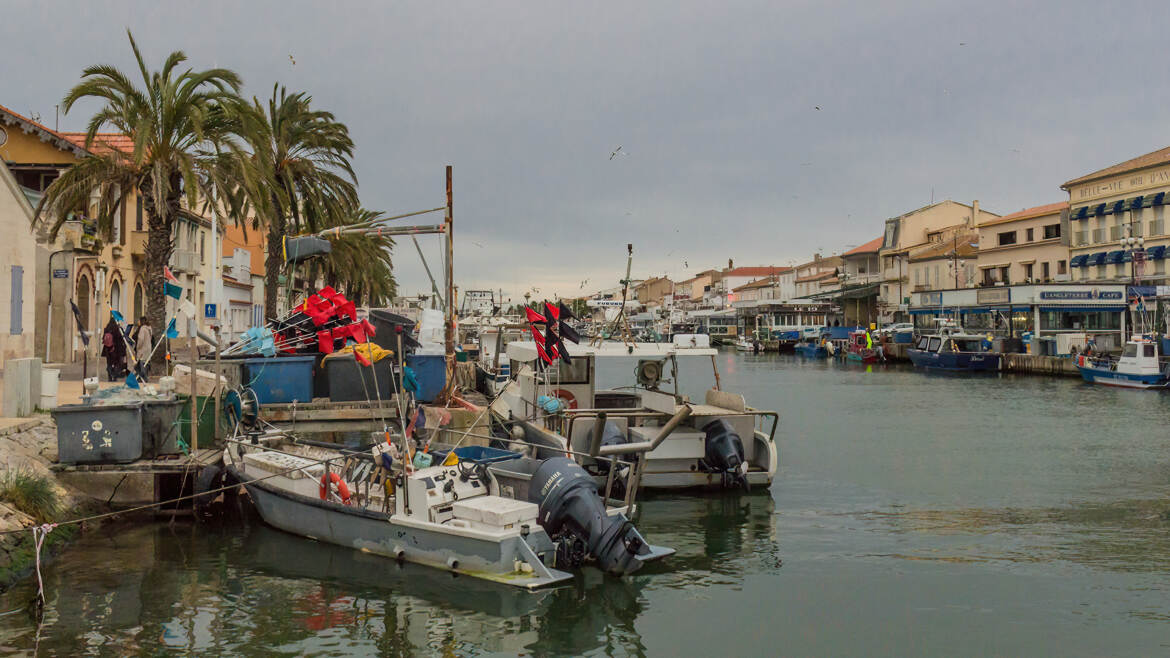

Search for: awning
xmin=1129 ymin=195 xmax=1145 ymax=210
xmin=1104 ymin=250 xmax=1125 ymax=264
xmin=1094 ymin=203 xmax=1108 ymax=216
xmin=909 ymin=309 xmax=940 ymax=315
xmin=1072 ymin=206 xmax=1089 ymax=220
xmin=1038 ymin=305 xmax=1127 ymax=313
xmin=1152 ymin=192 xmax=1167 ymax=206
xmin=961 ymin=307 xmax=990 ymax=313
xmin=1148 ymin=245 xmax=1166 ymax=260
xmin=1087 ymin=252 xmax=1107 ymax=266
xmin=1111 ymin=200 xmax=1127 ymax=214
xmin=1121 ymin=250 xmax=1133 ymax=263
xmin=1069 ymin=254 xmax=1088 ymax=268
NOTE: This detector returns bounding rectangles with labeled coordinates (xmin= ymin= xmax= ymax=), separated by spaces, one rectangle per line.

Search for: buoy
xmin=319 ymin=472 xmax=352 ymax=505
xmin=551 ymin=388 xmax=578 ymax=409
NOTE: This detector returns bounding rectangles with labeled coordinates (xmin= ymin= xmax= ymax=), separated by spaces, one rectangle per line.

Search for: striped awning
xmin=1148 ymin=245 xmax=1166 ymax=260
xmin=1104 ymin=250 xmax=1125 ymax=264
xmin=1069 ymin=254 xmax=1088 ymax=268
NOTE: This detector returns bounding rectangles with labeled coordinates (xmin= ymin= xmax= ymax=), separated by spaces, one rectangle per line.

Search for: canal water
xmin=3 ymin=351 xmax=1170 ymax=655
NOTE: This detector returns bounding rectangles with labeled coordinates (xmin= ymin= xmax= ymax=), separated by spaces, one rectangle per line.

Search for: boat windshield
xmin=1145 ymin=344 xmax=1157 ymax=358
xmin=915 ymin=336 xmax=929 ymax=350
xmin=927 ymin=337 xmax=941 ymax=352
xmin=954 ymin=339 xmax=985 ymax=352
xmin=1123 ymin=344 xmax=1138 ymax=359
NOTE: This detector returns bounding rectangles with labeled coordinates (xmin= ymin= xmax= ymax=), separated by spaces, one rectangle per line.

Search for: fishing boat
xmin=1074 ymin=335 xmax=1170 ymax=389
xmin=224 ymin=435 xmax=673 ymax=590
xmin=734 ymin=337 xmax=759 ymax=353
xmin=844 ymin=330 xmax=879 ymax=364
xmin=793 ymin=336 xmax=828 ymax=359
xmin=489 ymin=335 xmax=779 ymax=492
xmin=907 ymin=328 xmax=1000 ymax=371
xmin=475 ymin=325 xmax=529 ymax=397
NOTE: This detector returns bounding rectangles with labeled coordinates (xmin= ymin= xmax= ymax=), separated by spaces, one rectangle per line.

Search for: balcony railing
xmin=1074 ymin=231 xmax=1088 ymax=246
xmin=171 ymin=249 xmax=198 ymax=274
xmin=1092 ymin=228 xmax=1106 ymax=243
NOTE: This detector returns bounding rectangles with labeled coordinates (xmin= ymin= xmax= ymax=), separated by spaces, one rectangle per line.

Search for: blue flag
xmin=164 ymin=282 xmax=182 ymax=300
xmin=165 ymin=318 xmax=179 ymax=339
xmin=111 ymin=310 xmax=124 ymax=323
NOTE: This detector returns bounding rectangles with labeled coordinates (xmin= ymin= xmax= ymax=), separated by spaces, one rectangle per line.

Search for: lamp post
xmin=1123 ymin=230 xmax=1144 ymax=286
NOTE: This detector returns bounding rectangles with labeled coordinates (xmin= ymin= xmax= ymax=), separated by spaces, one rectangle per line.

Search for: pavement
xmin=0 ymin=360 xmax=129 ymax=426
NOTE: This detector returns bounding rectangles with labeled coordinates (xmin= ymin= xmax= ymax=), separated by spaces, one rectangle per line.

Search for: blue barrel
xmin=243 ymin=355 xmax=316 ymax=404
xmin=406 ymin=354 xmax=447 ymax=402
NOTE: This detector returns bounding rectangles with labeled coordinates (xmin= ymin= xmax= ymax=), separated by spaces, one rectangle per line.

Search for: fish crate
xmin=53 ymin=399 xmax=186 ymax=464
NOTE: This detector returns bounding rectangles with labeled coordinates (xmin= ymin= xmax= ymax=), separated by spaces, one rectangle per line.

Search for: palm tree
xmin=237 ymin=85 xmax=358 ymax=318
xmin=305 ymin=208 xmax=397 ymax=306
xmin=35 ymin=31 xmax=243 ymax=370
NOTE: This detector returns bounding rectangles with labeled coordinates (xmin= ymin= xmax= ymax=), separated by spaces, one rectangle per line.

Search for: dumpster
xmin=195 ymin=358 xmax=247 ymax=390
xmin=177 ymin=395 xmax=233 ymax=448
xmin=325 ymin=354 xmax=397 ymax=402
xmin=406 ymin=354 xmax=446 ymax=402
xmin=53 ymin=398 xmax=186 ymax=464
xmin=243 ymin=355 xmax=316 ymax=404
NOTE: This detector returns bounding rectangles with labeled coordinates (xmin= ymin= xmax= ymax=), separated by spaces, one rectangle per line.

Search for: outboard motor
xmin=529 ymin=458 xmax=650 ymax=576
xmin=701 ymin=419 xmax=748 ymax=491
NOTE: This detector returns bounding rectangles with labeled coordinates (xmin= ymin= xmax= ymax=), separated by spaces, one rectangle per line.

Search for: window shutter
xmin=10 ymin=266 xmax=23 ymax=334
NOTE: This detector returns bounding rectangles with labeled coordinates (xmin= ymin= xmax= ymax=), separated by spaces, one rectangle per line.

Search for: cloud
xmin=3 ymin=0 xmax=1168 ymax=304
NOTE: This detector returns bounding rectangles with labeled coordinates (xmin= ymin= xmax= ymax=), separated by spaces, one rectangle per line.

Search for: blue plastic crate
xmin=244 ymin=355 xmax=316 ymax=404
xmin=406 ymin=354 xmax=446 ymax=402
xmin=430 ymin=445 xmax=522 ymax=465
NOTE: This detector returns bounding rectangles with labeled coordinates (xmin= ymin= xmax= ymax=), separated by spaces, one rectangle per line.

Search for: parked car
xmin=876 ymin=322 xmax=914 ymax=336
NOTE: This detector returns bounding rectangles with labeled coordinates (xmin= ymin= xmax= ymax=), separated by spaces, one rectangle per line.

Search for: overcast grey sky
xmin=4 ymin=1 xmax=1168 ymax=304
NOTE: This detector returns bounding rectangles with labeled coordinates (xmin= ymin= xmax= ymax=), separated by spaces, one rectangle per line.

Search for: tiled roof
xmin=842 ymin=236 xmax=883 ymax=256
xmin=60 ymin=132 xmax=134 ymax=155
xmin=909 ymin=235 xmax=978 ymax=262
xmin=724 ymin=266 xmax=790 ymax=278
xmin=732 ymin=278 xmax=779 ymax=292
xmin=0 ymin=102 xmax=87 ymax=156
xmin=978 ymin=201 xmax=1066 ymax=227
xmin=1063 ymin=146 xmax=1170 ymax=188
xmin=796 ymin=271 xmax=836 ymax=283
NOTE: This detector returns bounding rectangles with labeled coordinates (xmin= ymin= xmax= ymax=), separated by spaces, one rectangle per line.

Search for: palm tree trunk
xmin=264 ymin=214 xmax=285 ymax=320
xmin=141 ymin=179 xmax=178 ymax=372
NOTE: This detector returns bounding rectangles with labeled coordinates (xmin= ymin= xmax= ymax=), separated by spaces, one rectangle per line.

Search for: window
xmin=1057 ymin=260 xmax=1066 ymax=275
xmin=1144 ymin=344 xmax=1156 ymax=358
xmin=1024 ymin=263 xmax=1033 ymax=280
xmin=9 ymin=266 xmax=23 ymax=334
xmin=1092 ymin=228 xmax=1105 ymax=243
xmin=1026 ymin=228 xmax=1034 ymax=241
xmin=999 ymin=266 xmax=1010 ymax=284
xmin=200 ymin=232 xmax=205 ymax=263
xmin=133 ymin=282 xmax=144 ymax=321
xmin=1116 ymin=263 xmax=1127 ymax=277
xmin=1110 ymin=225 xmax=1122 ymax=241
xmin=1157 ymin=260 xmax=1166 ymax=275
xmin=1044 ymin=224 xmax=1061 ymax=239
xmin=135 ymin=196 xmax=143 ymax=231
xmin=998 ymin=231 xmax=1017 ymax=246
xmin=109 ymin=279 xmax=121 ymax=316
xmin=982 ymin=269 xmax=996 ymax=286
xmin=1041 ymin=262 xmax=1050 ymax=279
xmin=1097 ymin=264 xmax=1106 ymax=278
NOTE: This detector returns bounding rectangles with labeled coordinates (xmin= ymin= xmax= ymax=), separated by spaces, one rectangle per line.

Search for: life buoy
xmin=551 ymin=388 xmax=578 ymax=409
xmin=319 ymin=472 xmax=352 ymax=505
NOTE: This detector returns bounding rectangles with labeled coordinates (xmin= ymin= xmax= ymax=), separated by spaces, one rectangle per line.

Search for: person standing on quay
xmin=133 ymin=316 xmax=153 ymax=377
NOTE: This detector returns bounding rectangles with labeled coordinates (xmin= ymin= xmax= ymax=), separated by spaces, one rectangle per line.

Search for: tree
xmin=237 ymin=85 xmax=357 ymax=319
xmin=36 ymin=31 xmax=243 ymax=370
xmin=304 ymin=208 xmax=397 ymax=306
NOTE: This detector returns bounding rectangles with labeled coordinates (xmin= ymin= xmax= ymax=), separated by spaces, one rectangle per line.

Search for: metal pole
xmin=439 ymin=166 xmax=456 ymax=404
xmin=411 ymin=235 xmax=445 ymax=307
xmin=189 ymin=337 xmax=199 ymax=453
xmin=214 ymin=329 xmax=222 ymax=440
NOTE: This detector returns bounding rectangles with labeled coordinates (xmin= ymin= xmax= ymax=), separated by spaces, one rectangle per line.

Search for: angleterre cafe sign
xmin=1073 ymin=165 xmax=1170 ymax=202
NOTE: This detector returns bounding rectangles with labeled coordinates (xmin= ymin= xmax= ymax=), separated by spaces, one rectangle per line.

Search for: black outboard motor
xmin=529 ymin=457 xmax=650 ymax=575
xmin=701 ymin=419 xmax=748 ymax=491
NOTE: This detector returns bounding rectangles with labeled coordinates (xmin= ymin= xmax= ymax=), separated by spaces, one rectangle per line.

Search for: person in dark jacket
xmin=101 ymin=316 xmax=127 ymax=381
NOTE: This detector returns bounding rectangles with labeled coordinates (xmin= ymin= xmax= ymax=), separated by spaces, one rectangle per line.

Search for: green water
xmin=3 ymin=351 xmax=1170 ymax=656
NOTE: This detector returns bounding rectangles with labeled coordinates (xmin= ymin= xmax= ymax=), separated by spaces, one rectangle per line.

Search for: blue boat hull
xmin=1075 ymin=365 xmax=1170 ymax=389
xmin=908 ymin=349 xmax=1001 ymax=372
xmin=794 ymin=344 xmax=827 ymax=359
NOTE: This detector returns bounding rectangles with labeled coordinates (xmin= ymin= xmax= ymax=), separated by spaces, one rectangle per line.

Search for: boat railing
xmin=561 ymin=405 xmax=780 ymax=449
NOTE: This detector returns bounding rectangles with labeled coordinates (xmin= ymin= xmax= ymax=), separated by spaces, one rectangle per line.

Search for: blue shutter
xmin=9 ymin=266 xmax=22 ymax=334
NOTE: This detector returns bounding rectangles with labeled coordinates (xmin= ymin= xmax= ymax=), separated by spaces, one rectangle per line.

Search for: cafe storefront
xmin=907 ymin=284 xmax=1127 ymax=349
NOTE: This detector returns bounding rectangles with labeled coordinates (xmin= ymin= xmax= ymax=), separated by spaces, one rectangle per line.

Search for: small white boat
xmin=225 ymin=436 xmax=673 ymax=590
xmin=1075 ymin=335 xmax=1170 ymax=389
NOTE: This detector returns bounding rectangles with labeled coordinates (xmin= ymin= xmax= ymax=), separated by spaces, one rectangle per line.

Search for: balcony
xmin=170 ymin=249 xmax=198 ymax=274
xmin=129 ymin=231 xmax=148 ymax=260
xmin=1092 ymin=228 xmax=1106 ymax=243
xmin=1074 ymin=231 xmax=1088 ymax=246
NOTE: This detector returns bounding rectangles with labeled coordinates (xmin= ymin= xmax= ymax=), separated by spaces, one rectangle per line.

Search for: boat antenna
xmin=592 ymin=243 xmax=636 ymax=347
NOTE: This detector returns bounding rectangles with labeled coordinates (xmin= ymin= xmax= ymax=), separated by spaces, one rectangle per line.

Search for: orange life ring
xmin=319 ymin=472 xmax=352 ymax=505
xmin=551 ymin=388 xmax=578 ymax=409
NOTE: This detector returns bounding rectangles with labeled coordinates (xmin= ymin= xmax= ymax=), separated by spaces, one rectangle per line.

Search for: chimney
xmin=728 ymin=258 xmax=733 ymax=270
xmin=971 ymin=200 xmax=979 ymax=227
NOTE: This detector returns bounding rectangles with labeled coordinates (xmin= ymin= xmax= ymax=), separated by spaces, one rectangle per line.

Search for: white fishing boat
xmin=1074 ymin=334 xmax=1170 ymax=389
xmin=224 ymin=435 xmax=673 ymax=590
xmin=489 ymin=334 xmax=779 ymax=492
xmin=475 ymin=324 xmax=529 ymax=397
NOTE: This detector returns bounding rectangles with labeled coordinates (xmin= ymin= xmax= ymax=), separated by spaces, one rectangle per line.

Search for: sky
xmin=4 ymin=1 xmax=1170 ymax=306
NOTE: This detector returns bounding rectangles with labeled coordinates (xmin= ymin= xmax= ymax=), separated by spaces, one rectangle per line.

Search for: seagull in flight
xmin=610 ymin=146 xmax=627 ymax=160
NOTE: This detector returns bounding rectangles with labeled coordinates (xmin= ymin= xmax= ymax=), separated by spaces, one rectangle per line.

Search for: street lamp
xmin=1123 ymin=232 xmax=1144 ymax=285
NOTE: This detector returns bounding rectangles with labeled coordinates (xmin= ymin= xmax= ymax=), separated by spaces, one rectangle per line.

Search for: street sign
xmin=204 ymin=303 xmax=217 ymax=319
xmin=52 ymin=269 xmax=68 ymax=278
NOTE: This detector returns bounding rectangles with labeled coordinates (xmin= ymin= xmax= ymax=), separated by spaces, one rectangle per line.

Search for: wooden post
xmin=213 ymin=328 xmax=222 ymax=440
xmin=189 ymin=337 xmax=199 ymax=453
xmin=439 ymin=165 xmax=456 ymax=403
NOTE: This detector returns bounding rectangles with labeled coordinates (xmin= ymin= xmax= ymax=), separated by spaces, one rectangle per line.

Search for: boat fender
xmin=319 ymin=472 xmax=352 ymax=505
xmin=193 ymin=465 xmax=224 ymax=516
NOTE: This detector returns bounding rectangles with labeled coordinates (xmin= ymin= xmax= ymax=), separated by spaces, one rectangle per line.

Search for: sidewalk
xmin=0 ymin=361 xmax=127 ymax=423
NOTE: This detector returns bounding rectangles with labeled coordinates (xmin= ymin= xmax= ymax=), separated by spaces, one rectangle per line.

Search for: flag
xmin=524 ymin=306 xmax=546 ymax=324
xmin=111 ymin=310 xmax=124 ymax=323
xmin=70 ymin=300 xmax=90 ymax=346
xmin=164 ymin=281 xmax=182 ymax=300
xmin=163 ymin=267 xmax=179 ymax=283
xmin=165 ymin=318 xmax=179 ymax=339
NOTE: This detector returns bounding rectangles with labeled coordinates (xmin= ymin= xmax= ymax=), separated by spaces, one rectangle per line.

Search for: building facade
xmin=1063 ymin=147 xmax=1170 ymax=285
xmin=976 ymin=202 xmax=1069 ymax=287
xmin=878 ymin=200 xmax=1000 ymax=322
